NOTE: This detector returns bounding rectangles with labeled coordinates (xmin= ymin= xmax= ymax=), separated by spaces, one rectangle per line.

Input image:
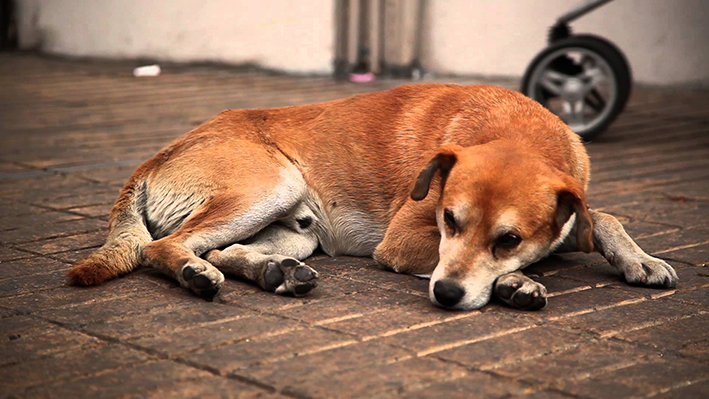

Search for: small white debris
xmin=133 ymin=64 xmax=161 ymax=77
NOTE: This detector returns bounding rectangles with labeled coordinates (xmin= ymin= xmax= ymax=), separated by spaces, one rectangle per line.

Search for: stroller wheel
xmin=521 ymin=34 xmax=632 ymax=141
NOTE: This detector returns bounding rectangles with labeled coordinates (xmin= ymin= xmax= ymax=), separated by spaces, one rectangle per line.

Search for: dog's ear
xmin=411 ymin=145 xmax=461 ymax=201
xmin=556 ymin=179 xmax=594 ymax=253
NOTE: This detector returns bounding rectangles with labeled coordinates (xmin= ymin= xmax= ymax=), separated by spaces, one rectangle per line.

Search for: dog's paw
xmin=614 ymin=253 xmax=678 ymax=288
xmin=180 ymin=259 xmax=225 ymax=299
xmin=494 ymin=273 xmax=547 ymax=311
xmin=263 ymin=256 xmax=319 ymax=296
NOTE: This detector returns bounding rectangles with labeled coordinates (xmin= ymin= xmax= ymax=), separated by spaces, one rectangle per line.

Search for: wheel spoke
xmin=563 ymin=100 xmax=586 ymax=128
xmin=539 ymin=70 xmax=568 ymax=95
xmin=545 ymin=70 xmax=573 ymax=82
xmin=540 ymin=77 xmax=562 ymax=95
xmin=581 ymin=67 xmax=606 ymax=93
xmin=585 ymin=89 xmax=606 ymax=113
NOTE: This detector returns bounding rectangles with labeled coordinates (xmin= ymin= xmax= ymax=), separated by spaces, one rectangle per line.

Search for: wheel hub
xmin=561 ymin=77 xmax=585 ymax=101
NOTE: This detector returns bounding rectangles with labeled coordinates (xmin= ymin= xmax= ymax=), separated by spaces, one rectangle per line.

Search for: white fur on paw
xmin=616 ymin=254 xmax=678 ymax=288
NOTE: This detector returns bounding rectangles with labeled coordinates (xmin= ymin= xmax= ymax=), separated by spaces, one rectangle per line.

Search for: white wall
xmin=425 ymin=0 xmax=709 ymax=86
xmin=16 ymin=0 xmax=335 ymax=73
xmin=16 ymin=0 xmax=709 ymax=85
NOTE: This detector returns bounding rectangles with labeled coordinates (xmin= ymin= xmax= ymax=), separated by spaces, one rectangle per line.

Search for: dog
xmin=67 ymin=84 xmax=677 ymax=310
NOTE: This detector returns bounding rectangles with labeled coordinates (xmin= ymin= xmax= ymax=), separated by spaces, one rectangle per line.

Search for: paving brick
xmin=46 ymin=246 xmax=103 ymax=264
xmin=0 ymin=323 xmax=99 ymax=365
xmin=558 ymin=357 xmax=709 ymax=399
xmin=271 ymin=289 xmax=421 ymax=324
xmin=0 ymin=246 xmax=33 ymax=262
xmin=338 ymin=266 xmax=431 ymax=296
xmin=523 ymin=252 xmax=604 ymax=277
xmin=132 ymin=314 xmax=301 ymax=355
xmin=660 ymin=242 xmax=709 ymax=265
xmin=550 ymin=262 xmax=621 ymax=287
xmin=136 ymin=376 xmax=283 ymax=399
xmin=619 ymin=220 xmax=681 ymax=239
xmin=83 ymin=302 xmax=255 ymax=340
xmin=0 ymin=344 xmax=150 ymax=391
xmin=0 ymin=211 xmax=81 ymax=232
xmin=31 ymin=190 xmax=119 ymax=210
xmin=0 ymin=200 xmax=48 ymax=218
xmin=402 ymin=372 xmax=534 ymax=399
xmin=613 ymin=312 xmax=709 ymax=357
xmin=0 ymin=268 xmax=68 ymax=298
xmin=284 ymin=357 xmax=470 ymax=398
xmin=0 ymin=256 xmax=69 ymax=279
xmin=526 ymin=274 xmax=593 ymax=297
xmin=645 ymin=203 xmax=709 ymax=229
xmin=325 ymin=296 xmax=470 ymax=339
xmin=551 ymin=296 xmax=704 ymax=338
xmin=375 ymin=310 xmax=535 ymax=355
xmin=35 ymin=288 xmax=197 ymax=326
xmin=0 ymin=274 xmax=169 ymax=312
xmin=649 ymin=378 xmax=709 ymax=399
xmin=19 ymin=360 xmax=212 ymax=399
xmin=668 ymin=284 xmax=709 ymax=307
xmin=242 ymin=340 xmax=411 ymax=389
xmin=0 ymin=315 xmax=61 ymax=338
xmin=653 ymin=180 xmax=709 ymax=201
xmin=503 ymin=286 xmax=646 ymax=323
xmin=301 ymin=275 xmax=379 ymax=300
xmin=434 ymin=326 xmax=588 ymax=371
xmin=14 ymin=229 xmax=106 ymax=255
xmin=593 ymin=195 xmax=703 ymax=220
xmin=493 ymin=339 xmax=653 ymax=386
xmin=635 ymin=226 xmax=709 ymax=255
xmin=190 ymin=327 xmax=355 ymax=373
xmin=0 ymin=217 xmax=106 ymax=245
xmin=66 ymin=203 xmax=112 ymax=218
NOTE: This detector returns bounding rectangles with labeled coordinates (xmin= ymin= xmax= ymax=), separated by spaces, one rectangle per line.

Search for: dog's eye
xmin=443 ymin=209 xmax=457 ymax=233
xmin=496 ymin=233 xmax=521 ymax=249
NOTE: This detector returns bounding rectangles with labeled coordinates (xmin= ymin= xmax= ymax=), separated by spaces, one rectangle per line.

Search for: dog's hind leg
xmin=205 ymin=222 xmax=320 ymax=296
xmin=142 ymin=165 xmax=308 ymax=298
xmin=556 ymin=210 xmax=678 ymax=288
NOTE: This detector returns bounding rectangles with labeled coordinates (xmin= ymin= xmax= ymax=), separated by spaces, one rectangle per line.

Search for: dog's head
xmin=411 ymin=141 xmax=593 ymax=310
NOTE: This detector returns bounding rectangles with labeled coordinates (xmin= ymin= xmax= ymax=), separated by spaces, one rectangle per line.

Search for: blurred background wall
xmin=14 ymin=0 xmax=709 ymax=85
xmin=15 ymin=0 xmax=335 ymax=73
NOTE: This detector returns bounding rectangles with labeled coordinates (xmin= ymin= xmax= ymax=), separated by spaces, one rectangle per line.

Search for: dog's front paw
xmin=614 ymin=253 xmax=678 ymax=288
xmin=494 ymin=272 xmax=547 ymax=311
xmin=180 ymin=259 xmax=225 ymax=299
xmin=263 ymin=256 xmax=319 ymax=296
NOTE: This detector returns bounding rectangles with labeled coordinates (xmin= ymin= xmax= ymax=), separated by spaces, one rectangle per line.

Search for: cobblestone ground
xmin=0 ymin=53 xmax=707 ymax=398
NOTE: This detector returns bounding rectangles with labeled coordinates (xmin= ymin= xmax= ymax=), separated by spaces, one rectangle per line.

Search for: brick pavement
xmin=0 ymin=53 xmax=707 ymax=398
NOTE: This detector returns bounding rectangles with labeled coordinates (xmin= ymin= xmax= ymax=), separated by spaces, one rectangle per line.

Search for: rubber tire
xmin=521 ymin=34 xmax=632 ymax=141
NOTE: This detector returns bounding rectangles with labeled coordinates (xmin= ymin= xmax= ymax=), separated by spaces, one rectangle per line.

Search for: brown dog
xmin=68 ymin=84 xmax=677 ymax=310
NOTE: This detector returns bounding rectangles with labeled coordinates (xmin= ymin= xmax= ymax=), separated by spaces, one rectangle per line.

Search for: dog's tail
xmin=67 ymin=176 xmax=152 ymax=286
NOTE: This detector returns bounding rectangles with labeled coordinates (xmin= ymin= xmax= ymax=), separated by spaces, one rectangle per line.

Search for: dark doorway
xmin=1 ymin=0 xmax=18 ymax=49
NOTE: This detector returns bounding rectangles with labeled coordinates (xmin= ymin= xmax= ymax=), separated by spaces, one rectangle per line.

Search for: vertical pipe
xmin=334 ymin=0 xmax=350 ymax=79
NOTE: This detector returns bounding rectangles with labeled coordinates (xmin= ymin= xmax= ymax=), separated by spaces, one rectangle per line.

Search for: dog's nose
xmin=433 ymin=280 xmax=465 ymax=307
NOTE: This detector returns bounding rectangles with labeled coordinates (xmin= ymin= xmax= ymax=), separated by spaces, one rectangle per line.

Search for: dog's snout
xmin=433 ymin=280 xmax=465 ymax=307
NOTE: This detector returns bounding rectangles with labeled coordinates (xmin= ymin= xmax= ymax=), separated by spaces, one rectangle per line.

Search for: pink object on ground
xmin=349 ymin=72 xmax=375 ymax=83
